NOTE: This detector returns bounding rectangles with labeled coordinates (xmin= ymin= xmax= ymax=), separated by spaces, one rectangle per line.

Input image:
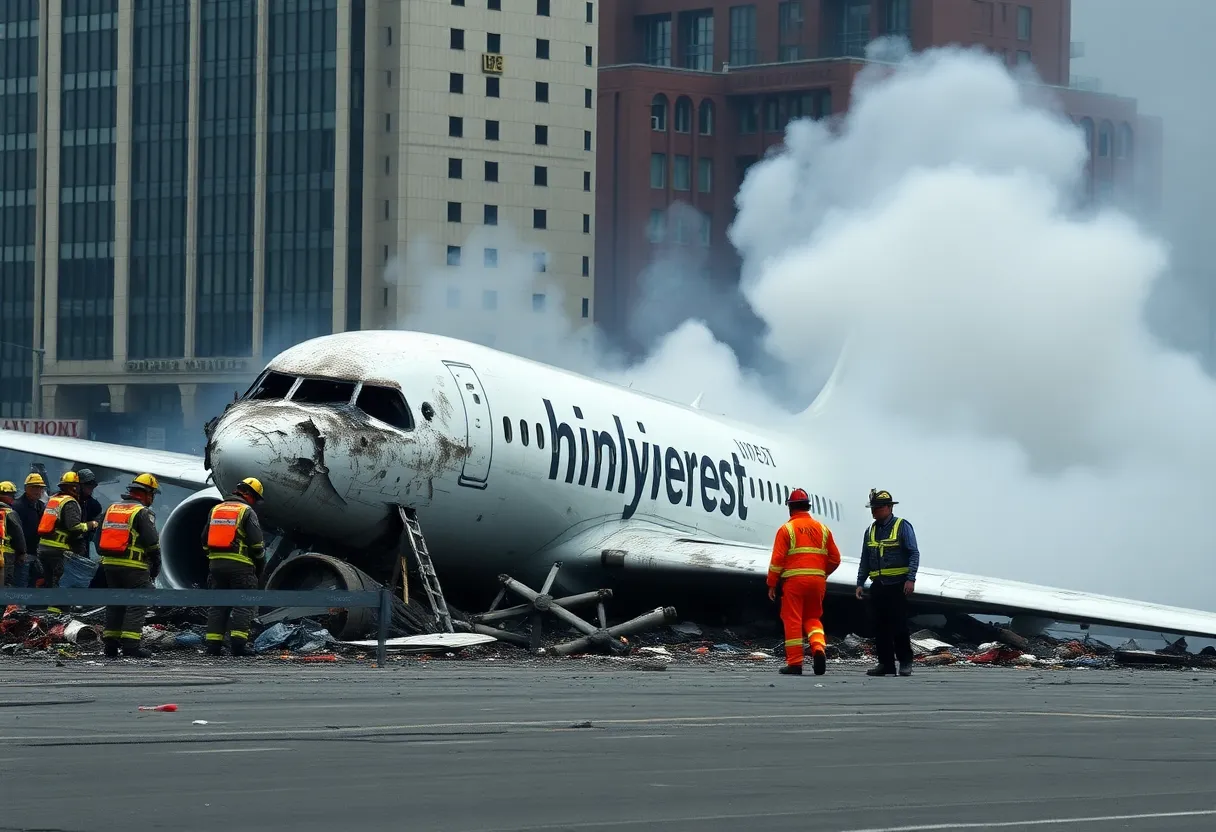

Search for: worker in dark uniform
xmin=97 ymin=474 xmax=162 ymax=658
xmin=855 ymin=489 xmax=920 ymax=677
xmin=77 ymin=469 xmax=104 ymax=559
xmin=1 ymin=481 xmax=28 ymax=587
xmin=12 ymin=472 xmax=46 ymax=588
xmin=37 ymin=471 xmax=97 ymax=612
xmin=203 ymin=477 xmax=266 ymax=657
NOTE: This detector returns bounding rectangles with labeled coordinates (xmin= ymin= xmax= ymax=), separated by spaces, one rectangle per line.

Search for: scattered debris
xmin=253 ymin=621 xmax=336 ymax=654
xmin=138 ymin=704 xmax=178 ymax=712
xmin=341 ymin=633 xmax=496 ymax=653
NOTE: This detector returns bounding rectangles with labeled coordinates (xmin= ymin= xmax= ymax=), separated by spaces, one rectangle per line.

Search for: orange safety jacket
xmin=0 ymin=507 xmax=10 ymax=567
xmin=98 ymin=501 xmax=152 ymax=569
xmin=205 ymin=500 xmax=256 ymax=566
xmin=38 ymin=493 xmax=85 ymax=551
xmin=767 ymin=512 xmax=842 ymax=589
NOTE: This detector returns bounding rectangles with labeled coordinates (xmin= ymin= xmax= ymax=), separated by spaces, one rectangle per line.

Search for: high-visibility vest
xmin=38 ymin=494 xmax=77 ymax=550
xmin=866 ymin=518 xmax=910 ymax=579
xmin=771 ymin=516 xmax=833 ymax=580
xmin=98 ymin=501 xmax=151 ymax=569
xmin=206 ymin=501 xmax=255 ymax=566
xmin=0 ymin=507 xmax=11 ymax=566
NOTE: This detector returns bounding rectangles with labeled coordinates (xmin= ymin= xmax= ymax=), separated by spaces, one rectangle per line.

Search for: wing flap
xmin=559 ymin=524 xmax=1216 ymax=639
xmin=0 ymin=430 xmax=209 ymax=490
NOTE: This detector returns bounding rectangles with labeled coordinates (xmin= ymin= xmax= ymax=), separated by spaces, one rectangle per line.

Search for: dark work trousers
xmin=870 ymin=581 xmax=913 ymax=668
xmin=37 ymin=546 xmax=65 ymax=588
xmin=103 ymin=566 xmax=153 ymax=643
xmin=206 ymin=559 xmax=259 ymax=644
xmin=3 ymin=557 xmax=12 ymax=587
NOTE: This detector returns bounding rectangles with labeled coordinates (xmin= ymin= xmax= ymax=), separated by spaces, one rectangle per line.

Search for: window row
xmin=647 ymin=208 xmax=711 ymax=247
xmin=448 ymin=71 xmax=593 ymax=109
xmin=651 ymin=95 xmax=714 ymax=135
xmin=449 ymin=28 xmax=594 ymax=67
xmin=445 ymin=157 xmax=593 ymax=194
xmin=441 ymin=290 xmax=590 ymax=319
xmin=1078 ymin=118 xmax=1135 ymax=160
xmin=737 ymin=91 xmax=832 ymax=135
xmin=650 ymin=153 xmax=712 ymax=194
xmin=444 ymin=245 xmax=591 ymax=278
xmin=444 ymin=0 xmax=594 ymax=22
xmin=445 ymin=117 xmax=592 ymax=151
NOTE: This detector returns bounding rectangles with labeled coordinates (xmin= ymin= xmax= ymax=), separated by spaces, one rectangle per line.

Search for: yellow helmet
xmin=239 ymin=477 xmax=265 ymax=499
xmin=59 ymin=471 xmax=80 ymax=486
xmin=130 ymin=473 xmax=161 ymax=493
xmin=24 ymin=472 xmax=45 ymax=487
xmin=0 ymin=481 xmax=16 ymax=496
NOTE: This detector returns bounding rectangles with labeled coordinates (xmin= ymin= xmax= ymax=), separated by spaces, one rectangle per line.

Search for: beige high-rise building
xmin=0 ymin=0 xmax=598 ymax=445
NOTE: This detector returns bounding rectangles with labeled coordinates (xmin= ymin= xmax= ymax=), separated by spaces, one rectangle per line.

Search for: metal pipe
xmin=552 ymin=607 xmax=678 ymax=656
xmin=473 ymin=589 xmax=612 ymax=624
xmin=498 ymin=575 xmax=599 ymax=636
xmin=470 ymin=622 xmax=531 ymax=647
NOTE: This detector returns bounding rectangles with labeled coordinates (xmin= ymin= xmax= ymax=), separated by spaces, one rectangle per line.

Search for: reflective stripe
xmin=776 ymin=517 xmax=834 ymax=580
xmin=768 ymin=565 xmax=783 ymax=573
xmin=205 ymin=633 xmax=224 ymax=642
xmin=869 ymin=566 xmax=910 ymax=578
xmin=782 ymin=568 xmax=826 ymax=578
xmin=99 ymin=501 xmax=149 ymax=567
xmin=229 ymin=630 xmax=249 ymax=640
xmin=102 ymin=629 xmax=121 ymax=639
xmin=866 ymin=518 xmax=909 ymax=579
xmin=208 ymin=551 xmax=255 ymax=566
xmin=102 ymin=557 xmax=148 ymax=570
xmin=0 ymin=507 xmax=11 ymax=555
xmin=120 ymin=631 xmax=142 ymax=640
xmin=783 ymin=638 xmax=804 ymax=647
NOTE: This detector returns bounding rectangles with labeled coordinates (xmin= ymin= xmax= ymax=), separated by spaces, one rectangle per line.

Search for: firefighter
xmin=855 ymin=489 xmax=920 ymax=677
xmin=1 ymin=481 xmax=28 ymax=587
xmin=97 ymin=474 xmax=161 ymax=659
xmin=11 ymin=472 xmax=46 ymax=588
xmin=202 ymin=477 xmax=266 ymax=657
xmin=77 ymin=469 xmax=104 ymax=559
xmin=37 ymin=471 xmax=97 ymax=612
xmin=767 ymin=488 xmax=841 ymax=676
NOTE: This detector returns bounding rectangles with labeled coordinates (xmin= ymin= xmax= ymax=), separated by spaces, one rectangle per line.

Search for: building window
xmin=650 ymin=153 xmax=667 ymax=189
xmin=699 ymin=214 xmax=712 ymax=246
xmin=682 ymin=10 xmax=714 ymax=70
xmin=447 ymin=245 xmax=461 ymax=266
xmin=449 ymin=116 xmax=463 ymax=137
xmin=451 ymin=29 xmax=464 ymax=49
xmin=486 ymin=120 xmax=500 ymax=140
xmin=484 ymin=290 xmax=498 ymax=310
xmin=484 ymin=205 xmax=498 ymax=225
xmin=1016 ymin=50 xmax=1032 ymax=66
xmin=699 ymin=100 xmax=715 ymax=135
xmin=651 ymin=94 xmax=668 ymax=131
xmin=581 ymin=256 xmax=590 ymax=277
xmin=533 ymin=252 xmax=547 ymax=272
xmin=1017 ymin=5 xmax=1032 ymax=40
xmin=729 ymin=5 xmax=758 ymax=66
xmin=484 ymin=248 xmax=498 ymax=267
xmin=584 ymin=171 xmax=592 ymax=191
xmin=584 ymin=130 xmax=592 ymax=150
xmin=387 ymin=70 xmax=393 ymax=86
xmin=674 ymin=155 xmax=691 ymax=191
xmin=737 ymin=99 xmax=757 ymax=134
xmin=535 ymin=124 xmax=548 ymax=145
xmin=450 ymin=73 xmax=464 ymax=94
xmin=386 ymin=156 xmax=391 ymax=174
xmin=586 ymin=46 xmax=594 ymax=66
xmin=449 ymin=158 xmax=462 ymax=178
xmin=1117 ymin=122 xmax=1134 ymax=159
xmin=643 ymin=15 xmax=673 ymax=66
xmin=583 ymin=214 xmax=591 ymax=233
xmin=1098 ymin=120 xmax=1112 ymax=157
xmin=585 ymin=88 xmax=593 ymax=109
xmin=534 ymin=166 xmax=548 ymax=186
xmin=447 ymin=288 xmax=461 ymax=309
xmin=1079 ymin=117 xmax=1095 ymax=156
xmin=385 ymin=200 xmax=391 ymax=219
xmin=489 ymin=0 xmax=500 ymax=9
xmin=485 ymin=160 xmax=499 ymax=182
xmin=763 ymin=98 xmax=779 ymax=131
xmin=698 ymin=158 xmax=712 ymax=193
xmin=385 ymin=113 xmax=392 ymax=132
xmin=533 ymin=209 xmax=547 ymax=229
xmin=780 ymin=45 xmax=802 ymax=61
xmin=536 ymin=81 xmax=549 ymax=103
xmin=533 ymin=293 xmax=546 ymax=312
xmin=487 ymin=33 xmax=501 ymax=52
xmin=779 ymin=1 xmax=803 ymax=32
xmin=736 ymin=154 xmax=758 ymax=185
xmin=840 ymin=0 xmax=870 ymax=57
xmin=582 ymin=298 xmax=589 ymax=318
xmin=451 ymin=0 xmax=463 ymax=5
xmin=537 ymin=39 xmax=550 ymax=59
xmin=386 ymin=26 xmax=394 ymax=44
xmin=587 ymin=3 xmax=594 ymax=23
xmin=885 ymin=0 xmax=910 ymax=36
xmin=486 ymin=76 xmax=500 ymax=97
xmin=448 ymin=202 xmax=462 ymax=222
xmin=538 ymin=0 xmax=550 ymax=16
xmin=647 ymin=209 xmax=665 ymax=242
xmin=674 ymin=97 xmax=692 ymax=132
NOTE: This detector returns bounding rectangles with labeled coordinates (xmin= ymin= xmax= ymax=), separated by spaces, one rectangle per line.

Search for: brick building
xmin=594 ymin=0 xmax=1160 ymax=348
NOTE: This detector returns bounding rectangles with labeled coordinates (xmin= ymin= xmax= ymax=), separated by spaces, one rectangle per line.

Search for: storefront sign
xmin=124 ymin=358 xmax=250 ymax=373
xmin=1 ymin=418 xmax=87 ymax=438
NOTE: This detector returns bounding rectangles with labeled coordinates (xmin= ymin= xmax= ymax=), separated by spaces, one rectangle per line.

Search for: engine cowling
xmin=157 ymin=486 xmax=223 ymax=590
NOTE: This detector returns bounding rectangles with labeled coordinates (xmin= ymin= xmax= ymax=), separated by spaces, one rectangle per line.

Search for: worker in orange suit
xmin=767 ymin=488 xmax=841 ymax=676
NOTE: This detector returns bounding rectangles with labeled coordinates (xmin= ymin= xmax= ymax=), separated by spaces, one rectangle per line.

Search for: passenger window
xmin=749 ymin=478 xmax=755 ymax=499
xmin=520 ymin=420 xmax=530 ymax=446
xmin=294 ymin=378 xmax=357 ymax=405
xmin=536 ymin=423 xmax=544 ymax=449
xmin=246 ymin=371 xmax=295 ymax=400
xmin=355 ymin=385 xmax=414 ymax=430
xmin=767 ymin=482 xmax=773 ymax=502
xmin=503 ymin=417 xmax=513 ymax=442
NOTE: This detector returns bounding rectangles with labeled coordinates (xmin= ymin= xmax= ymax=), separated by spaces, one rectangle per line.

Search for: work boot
xmin=230 ymin=639 xmax=249 ymax=658
xmin=103 ymin=638 xmax=120 ymax=659
xmin=812 ymin=651 xmax=827 ymax=676
xmin=898 ymin=662 xmax=913 ymax=677
xmin=779 ymin=663 xmax=803 ymax=675
xmin=866 ymin=664 xmax=895 ymax=677
xmin=205 ymin=642 xmax=223 ymax=657
xmin=119 ymin=640 xmax=152 ymax=659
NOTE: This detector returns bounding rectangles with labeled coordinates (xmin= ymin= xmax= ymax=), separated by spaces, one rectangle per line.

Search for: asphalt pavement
xmin=3 ymin=661 xmax=1216 ymax=831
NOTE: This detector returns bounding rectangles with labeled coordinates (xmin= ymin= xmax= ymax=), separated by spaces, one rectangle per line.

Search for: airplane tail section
xmin=798 ymin=336 xmax=851 ymax=421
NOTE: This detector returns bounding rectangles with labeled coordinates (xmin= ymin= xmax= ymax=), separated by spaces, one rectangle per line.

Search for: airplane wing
xmin=558 ymin=523 xmax=1216 ymax=639
xmin=0 ymin=430 xmax=210 ymax=490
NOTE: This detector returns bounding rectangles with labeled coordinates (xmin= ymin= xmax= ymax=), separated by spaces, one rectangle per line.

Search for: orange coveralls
xmin=767 ymin=512 xmax=842 ymax=667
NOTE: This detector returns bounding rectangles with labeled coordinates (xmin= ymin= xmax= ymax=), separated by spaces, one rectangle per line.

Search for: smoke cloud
xmin=393 ymin=41 xmax=1216 ymax=609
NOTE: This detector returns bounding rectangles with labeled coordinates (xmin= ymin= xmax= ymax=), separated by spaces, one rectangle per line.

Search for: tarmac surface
xmin=3 ymin=661 xmax=1216 ymax=831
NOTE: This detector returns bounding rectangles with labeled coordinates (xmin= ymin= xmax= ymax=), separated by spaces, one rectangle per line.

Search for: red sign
xmin=0 ymin=419 xmax=88 ymax=438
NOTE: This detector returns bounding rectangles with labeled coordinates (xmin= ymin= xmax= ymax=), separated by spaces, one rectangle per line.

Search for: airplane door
xmin=443 ymin=361 xmax=492 ymax=488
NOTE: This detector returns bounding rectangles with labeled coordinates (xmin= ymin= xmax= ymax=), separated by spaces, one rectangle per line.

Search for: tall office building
xmin=0 ymin=0 xmax=598 ymax=447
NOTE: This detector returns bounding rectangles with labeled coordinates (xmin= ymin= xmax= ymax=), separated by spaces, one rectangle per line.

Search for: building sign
xmin=482 ymin=52 xmax=504 ymax=74
xmin=1 ymin=419 xmax=87 ymax=438
xmin=124 ymin=358 xmax=250 ymax=373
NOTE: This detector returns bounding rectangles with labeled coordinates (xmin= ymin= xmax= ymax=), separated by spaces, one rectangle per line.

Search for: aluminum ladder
xmin=398 ymin=506 xmax=454 ymax=633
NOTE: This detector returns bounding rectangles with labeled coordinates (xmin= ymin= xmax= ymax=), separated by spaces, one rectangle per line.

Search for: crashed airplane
xmin=3 ymin=329 xmax=1216 ymax=640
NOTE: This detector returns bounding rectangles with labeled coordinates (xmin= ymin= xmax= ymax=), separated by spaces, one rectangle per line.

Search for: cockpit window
xmin=246 ymin=371 xmax=295 ymax=401
xmin=292 ymin=378 xmax=357 ymax=405
xmin=356 ymin=385 xmax=414 ymax=431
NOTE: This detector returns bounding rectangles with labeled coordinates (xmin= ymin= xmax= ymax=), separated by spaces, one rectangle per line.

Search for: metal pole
xmin=376 ymin=586 xmax=390 ymax=668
